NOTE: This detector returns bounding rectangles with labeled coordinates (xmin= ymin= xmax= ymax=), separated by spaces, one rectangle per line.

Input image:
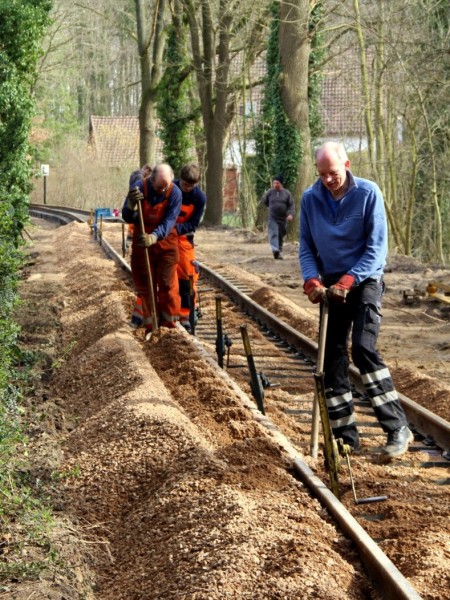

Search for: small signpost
xmin=41 ymin=164 xmax=49 ymax=204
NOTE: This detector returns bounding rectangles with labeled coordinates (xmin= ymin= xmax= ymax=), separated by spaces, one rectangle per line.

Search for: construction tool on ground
xmin=136 ymin=189 xmax=158 ymax=332
xmin=188 ymin=274 xmax=196 ymax=335
xmin=121 ymin=222 xmax=127 ymax=258
xmin=337 ymin=440 xmax=388 ymax=505
xmin=215 ymin=295 xmax=232 ymax=368
xmin=88 ymin=208 xmax=94 ymax=233
xmin=240 ymin=324 xmax=265 ymax=415
xmin=402 ymin=288 xmax=422 ymax=305
xmin=427 ymin=281 xmax=450 ymax=305
xmin=310 ymin=296 xmax=341 ymax=498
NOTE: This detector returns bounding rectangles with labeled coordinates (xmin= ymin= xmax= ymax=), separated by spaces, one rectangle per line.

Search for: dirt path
xmin=8 ymin=219 xmax=450 ymax=599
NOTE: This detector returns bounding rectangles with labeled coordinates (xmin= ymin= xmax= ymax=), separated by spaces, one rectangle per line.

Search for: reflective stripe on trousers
xmin=131 ymin=229 xmax=180 ymax=325
xmin=177 ymin=235 xmax=198 ymax=318
xmin=322 ymin=277 xmax=407 ymax=440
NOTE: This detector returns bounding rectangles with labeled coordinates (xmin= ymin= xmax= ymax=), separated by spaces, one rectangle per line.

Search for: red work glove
xmin=303 ymin=278 xmax=325 ymax=304
xmin=328 ymin=274 xmax=355 ymax=302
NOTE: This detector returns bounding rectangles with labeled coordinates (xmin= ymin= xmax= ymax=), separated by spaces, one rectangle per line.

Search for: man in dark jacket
xmin=262 ymin=175 xmax=295 ymax=259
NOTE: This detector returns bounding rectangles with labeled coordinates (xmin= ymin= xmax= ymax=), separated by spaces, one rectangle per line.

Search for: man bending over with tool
xmin=174 ymin=163 xmax=206 ymax=332
xmin=299 ymin=141 xmax=413 ymax=459
xmin=122 ymin=163 xmax=182 ymax=332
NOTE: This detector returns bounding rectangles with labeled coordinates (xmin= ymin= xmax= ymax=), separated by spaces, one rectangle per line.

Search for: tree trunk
xmin=204 ymin=126 xmax=225 ymax=224
xmin=185 ymin=0 xmax=233 ymax=225
xmin=135 ymin=0 xmax=167 ymax=167
xmin=279 ymin=0 xmax=314 ymax=209
xmin=139 ymin=99 xmax=158 ymax=166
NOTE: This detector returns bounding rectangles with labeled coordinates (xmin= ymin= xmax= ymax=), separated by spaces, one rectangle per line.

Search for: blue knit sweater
xmin=299 ymin=171 xmax=387 ymax=284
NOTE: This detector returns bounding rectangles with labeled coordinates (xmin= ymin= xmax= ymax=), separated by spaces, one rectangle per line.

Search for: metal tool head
xmin=355 ymin=495 xmax=388 ymax=505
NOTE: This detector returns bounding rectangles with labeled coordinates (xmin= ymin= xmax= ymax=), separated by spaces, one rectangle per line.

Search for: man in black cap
xmin=261 ymin=175 xmax=295 ymax=259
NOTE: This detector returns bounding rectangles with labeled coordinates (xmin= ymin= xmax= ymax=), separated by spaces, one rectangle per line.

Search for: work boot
xmin=160 ymin=319 xmax=177 ymax=329
xmin=180 ymin=317 xmax=192 ymax=333
xmin=273 ymin=250 xmax=280 ymax=259
xmin=130 ymin=315 xmax=143 ymax=329
xmin=381 ymin=426 xmax=413 ymax=458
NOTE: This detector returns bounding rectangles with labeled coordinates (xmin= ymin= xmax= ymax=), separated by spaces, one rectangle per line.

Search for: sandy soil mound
xmin=251 ymin=286 xmax=317 ymax=340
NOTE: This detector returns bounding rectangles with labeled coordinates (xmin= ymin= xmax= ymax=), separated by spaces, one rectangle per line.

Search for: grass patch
xmin=0 ymin=359 xmax=58 ymax=585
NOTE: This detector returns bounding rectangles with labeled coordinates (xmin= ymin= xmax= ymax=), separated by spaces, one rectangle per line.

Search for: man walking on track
xmin=122 ymin=163 xmax=182 ymax=332
xmin=299 ymin=141 xmax=413 ymax=459
xmin=261 ymin=175 xmax=295 ymax=259
xmin=174 ymin=163 xmax=206 ymax=332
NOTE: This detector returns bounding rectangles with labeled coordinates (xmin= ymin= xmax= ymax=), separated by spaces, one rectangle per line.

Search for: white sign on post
xmin=41 ymin=164 xmax=50 ymax=176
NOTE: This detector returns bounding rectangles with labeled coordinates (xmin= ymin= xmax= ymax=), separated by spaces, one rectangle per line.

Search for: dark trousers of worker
xmin=131 ymin=230 xmax=180 ymax=329
xmin=268 ymin=217 xmax=287 ymax=253
xmin=321 ymin=277 xmax=408 ymax=447
xmin=177 ymin=235 xmax=199 ymax=320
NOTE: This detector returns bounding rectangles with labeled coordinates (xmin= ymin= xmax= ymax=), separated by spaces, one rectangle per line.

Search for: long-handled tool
xmin=136 ymin=191 xmax=158 ymax=332
xmin=311 ymin=297 xmax=341 ymax=498
xmin=188 ymin=274 xmax=196 ymax=335
xmin=338 ymin=440 xmax=388 ymax=505
xmin=121 ymin=222 xmax=127 ymax=258
xmin=310 ymin=294 xmax=328 ymax=458
xmin=215 ymin=295 xmax=232 ymax=367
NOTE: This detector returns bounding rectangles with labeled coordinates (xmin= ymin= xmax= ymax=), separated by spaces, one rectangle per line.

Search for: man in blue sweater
xmin=299 ymin=141 xmax=412 ymax=459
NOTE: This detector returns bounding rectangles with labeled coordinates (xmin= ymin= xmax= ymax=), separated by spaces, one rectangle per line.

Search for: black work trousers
xmin=321 ymin=277 xmax=407 ymax=447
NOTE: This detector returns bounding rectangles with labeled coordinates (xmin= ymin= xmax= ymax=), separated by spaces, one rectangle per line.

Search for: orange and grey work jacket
xmin=122 ymin=177 xmax=182 ymax=241
xmin=174 ymin=180 xmax=206 ymax=239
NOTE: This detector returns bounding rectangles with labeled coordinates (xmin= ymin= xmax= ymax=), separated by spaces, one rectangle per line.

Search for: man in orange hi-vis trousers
xmin=174 ymin=164 xmax=206 ymax=332
xmin=122 ymin=163 xmax=182 ymax=332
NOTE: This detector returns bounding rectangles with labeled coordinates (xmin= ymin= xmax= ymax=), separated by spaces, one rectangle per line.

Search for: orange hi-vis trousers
xmin=177 ymin=235 xmax=199 ymax=319
xmin=131 ymin=228 xmax=180 ymax=329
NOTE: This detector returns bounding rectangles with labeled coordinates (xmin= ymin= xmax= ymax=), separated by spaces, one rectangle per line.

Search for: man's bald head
xmin=151 ymin=163 xmax=174 ymax=193
xmin=315 ymin=141 xmax=349 ymax=163
xmin=314 ymin=142 xmax=350 ymax=199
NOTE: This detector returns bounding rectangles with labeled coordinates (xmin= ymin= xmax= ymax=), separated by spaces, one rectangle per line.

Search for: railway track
xmin=29 ymin=204 xmax=450 ymax=600
xmin=29 ymin=204 xmax=450 ymax=456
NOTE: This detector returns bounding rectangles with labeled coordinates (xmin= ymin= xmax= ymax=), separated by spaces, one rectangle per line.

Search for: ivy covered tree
xmin=253 ymin=0 xmax=324 ymax=214
xmin=0 ymin=0 xmax=52 ymax=401
xmin=253 ymin=2 xmax=295 ymax=199
xmin=157 ymin=8 xmax=198 ymax=175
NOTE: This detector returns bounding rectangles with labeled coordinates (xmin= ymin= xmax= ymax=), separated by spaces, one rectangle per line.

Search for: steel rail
xmin=29 ymin=206 xmax=85 ymax=225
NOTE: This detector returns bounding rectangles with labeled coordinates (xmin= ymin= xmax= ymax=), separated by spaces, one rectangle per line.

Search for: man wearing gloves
xmin=299 ymin=141 xmax=412 ymax=459
xmin=122 ymin=163 xmax=182 ymax=331
xmin=261 ymin=175 xmax=295 ymax=259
